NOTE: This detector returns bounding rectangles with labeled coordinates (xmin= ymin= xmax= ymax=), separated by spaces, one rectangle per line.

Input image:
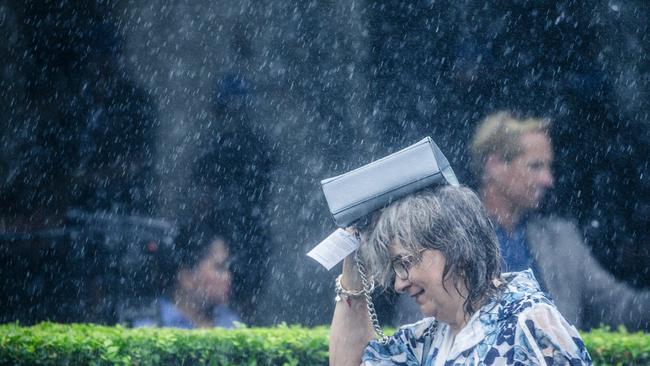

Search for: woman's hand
xmin=329 ymin=229 xmax=375 ymax=366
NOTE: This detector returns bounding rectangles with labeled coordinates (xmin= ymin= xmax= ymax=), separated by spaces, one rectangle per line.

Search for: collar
xmin=492 ymin=212 xmax=531 ymax=236
xmin=160 ymin=298 xmax=196 ymax=329
xmin=446 ymin=270 xmax=544 ymax=359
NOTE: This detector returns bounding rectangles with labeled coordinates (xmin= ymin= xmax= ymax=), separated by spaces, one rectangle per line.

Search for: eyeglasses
xmin=391 ymin=248 xmax=427 ymax=281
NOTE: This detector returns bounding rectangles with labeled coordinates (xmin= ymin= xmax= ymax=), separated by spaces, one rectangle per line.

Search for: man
xmin=469 ymin=110 xmax=650 ymax=330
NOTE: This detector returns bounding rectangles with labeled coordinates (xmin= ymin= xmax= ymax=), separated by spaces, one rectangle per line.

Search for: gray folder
xmin=320 ymin=137 xmax=459 ymax=228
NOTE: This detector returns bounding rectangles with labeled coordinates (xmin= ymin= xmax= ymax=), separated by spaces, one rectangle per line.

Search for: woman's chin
xmin=420 ymin=306 xmax=435 ymax=318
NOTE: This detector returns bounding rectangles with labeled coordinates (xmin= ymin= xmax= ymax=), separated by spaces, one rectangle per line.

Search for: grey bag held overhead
xmin=320 ymin=136 xmax=459 ymax=228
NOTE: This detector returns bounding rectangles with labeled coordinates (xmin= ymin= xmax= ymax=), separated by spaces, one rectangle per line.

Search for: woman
xmin=330 ymin=185 xmax=591 ymax=365
xmin=129 ymin=227 xmax=241 ymax=329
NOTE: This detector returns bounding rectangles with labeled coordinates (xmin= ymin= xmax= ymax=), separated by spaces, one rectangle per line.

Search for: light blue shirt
xmin=132 ymin=298 xmax=242 ymax=329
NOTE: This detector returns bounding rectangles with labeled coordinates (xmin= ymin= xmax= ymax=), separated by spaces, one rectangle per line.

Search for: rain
xmin=0 ymin=0 xmax=648 ymax=330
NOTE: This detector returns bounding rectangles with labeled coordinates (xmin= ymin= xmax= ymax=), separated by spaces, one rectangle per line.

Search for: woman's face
xmin=187 ymin=239 xmax=232 ymax=305
xmin=389 ymin=243 xmax=466 ymax=321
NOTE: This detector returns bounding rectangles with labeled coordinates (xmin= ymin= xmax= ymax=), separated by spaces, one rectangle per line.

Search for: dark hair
xmin=176 ymin=225 xmax=228 ymax=270
xmin=158 ymin=223 xmax=229 ymax=290
xmin=359 ymin=185 xmax=502 ymax=315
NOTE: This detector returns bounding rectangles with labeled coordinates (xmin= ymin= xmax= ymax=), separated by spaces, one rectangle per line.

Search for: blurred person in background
xmin=124 ymin=224 xmax=241 ymax=329
xmin=469 ymin=110 xmax=650 ymax=330
xmin=396 ymin=111 xmax=650 ymax=331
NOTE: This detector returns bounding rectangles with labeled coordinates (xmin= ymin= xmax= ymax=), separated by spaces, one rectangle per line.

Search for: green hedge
xmin=0 ymin=323 xmax=328 ymax=366
xmin=1 ymin=322 xmax=648 ymax=365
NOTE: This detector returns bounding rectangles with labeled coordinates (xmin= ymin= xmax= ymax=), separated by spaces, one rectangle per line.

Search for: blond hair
xmin=469 ymin=111 xmax=550 ymax=179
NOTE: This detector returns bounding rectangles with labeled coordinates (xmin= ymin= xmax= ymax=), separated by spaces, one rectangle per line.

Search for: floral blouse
xmin=363 ymin=270 xmax=592 ymax=365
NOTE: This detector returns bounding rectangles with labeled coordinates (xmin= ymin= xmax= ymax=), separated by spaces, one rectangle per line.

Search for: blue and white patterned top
xmin=363 ymin=270 xmax=592 ymax=365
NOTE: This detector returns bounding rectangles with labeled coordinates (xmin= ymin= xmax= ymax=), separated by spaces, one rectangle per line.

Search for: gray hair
xmin=357 ymin=185 xmax=502 ymax=315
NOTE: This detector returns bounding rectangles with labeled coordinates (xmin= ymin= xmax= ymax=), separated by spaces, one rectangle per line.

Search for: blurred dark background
xmin=0 ymin=0 xmax=648 ymax=326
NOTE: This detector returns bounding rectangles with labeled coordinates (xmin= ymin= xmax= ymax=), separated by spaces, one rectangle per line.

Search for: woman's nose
xmin=393 ymin=276 xmax=410 ymax=294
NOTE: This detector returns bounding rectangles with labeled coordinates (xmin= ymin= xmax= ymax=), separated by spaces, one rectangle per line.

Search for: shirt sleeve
xmin=517 ymin=303 xmax=593 ymax=365
xmin=361 ymin=326 xmax=428 ymax=365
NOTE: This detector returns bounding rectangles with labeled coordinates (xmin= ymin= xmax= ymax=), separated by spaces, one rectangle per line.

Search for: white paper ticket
xmin=307 ymin=228 xmax=360 ymax=270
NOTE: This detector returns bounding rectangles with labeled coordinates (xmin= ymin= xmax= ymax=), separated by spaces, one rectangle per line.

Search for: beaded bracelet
xmin=334 ymin=274 xmax=375 ymax=307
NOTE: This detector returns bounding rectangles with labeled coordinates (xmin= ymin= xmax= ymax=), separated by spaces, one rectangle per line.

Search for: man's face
xmin=490 ymin=131 xmax=554 ymax=211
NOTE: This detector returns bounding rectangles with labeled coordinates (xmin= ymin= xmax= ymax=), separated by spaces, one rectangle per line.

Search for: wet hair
xmin=357 ymin=185 xmax=502 ymax=315
xmin=469 ymin=110 xmax=550 ymax=180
